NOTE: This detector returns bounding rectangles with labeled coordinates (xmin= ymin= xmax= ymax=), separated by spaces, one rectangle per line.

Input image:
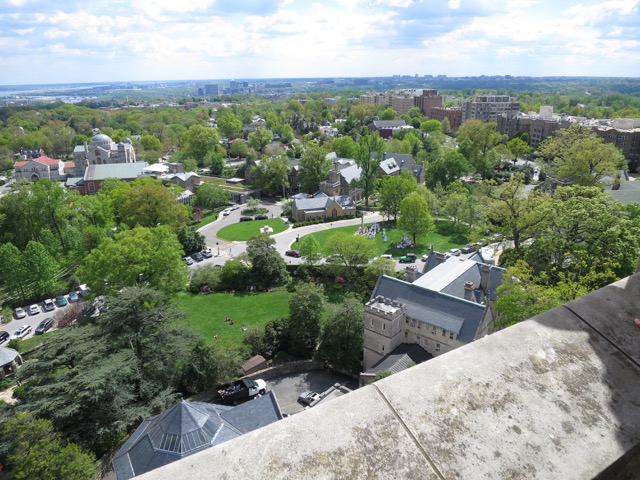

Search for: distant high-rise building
xmin=204 ymin=84 xmax=219 ymax=96
xmin=463 ymin=95 xmax=520 ymax=123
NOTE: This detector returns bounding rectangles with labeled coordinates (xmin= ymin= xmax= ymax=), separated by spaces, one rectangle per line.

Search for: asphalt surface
xmin=266 ymin=369 xmax=359 ymax=415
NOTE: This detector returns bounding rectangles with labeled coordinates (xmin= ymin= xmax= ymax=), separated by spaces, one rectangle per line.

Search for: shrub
xmin=54 ymin=303 xmax=85 ymax=328
xmin=189 ymin=265 xmax=222 ymax=293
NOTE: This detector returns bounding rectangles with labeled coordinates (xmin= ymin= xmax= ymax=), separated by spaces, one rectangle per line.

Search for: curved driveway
xmin=197 ymin=202 xmax=385 ymax=266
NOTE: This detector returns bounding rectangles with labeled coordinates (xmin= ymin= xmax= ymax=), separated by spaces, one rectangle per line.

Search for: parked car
xmin=12 ymin=325 xmax=32 ymax=340
xmin=380 ymin=254 xmax=393 ymax=259
xmin=55 ymin=295 xmax=68 ymax=307
xmin=239 ymin=216 xmax=253 ymax=222
xmin=183 ymin=256 xmax=194 ymax=265
xmin=218 ymin=379 xmax=267 ymax=404
xmin=35 ymin=317 xmax=54 ymax=335
xmin=298 ymin=391 xmax=321 ymax=405
xmin=448 ymin=248 xmax=461 ymax=256
xmin=255 ymin=214 xmax=269 ymax=220
xmin=68 ymin=291 xmax=79 ymax=302
xmin=29 ymin=304 xmax=41 ymax=315
xmin=285 ymin=250 xmax=301 ymax=258
xmin=461 ymin=244 xmax=476 ymax=254
xmin=191 ymin=252 xmax=204 ymax=262
xmin=222 ymin=208 xmax=231 ymax=216
xmin=399 ymin=253 xmax=417 ymax=263
xmin=230 ymin=205 xmax=240 ymax=211
xmin=14 ymin=307 xmax=27 ymax=319
xmin=201 ymin=249 xmax=213 ymax=259
xmin=77 ymin=304 xmax=97 ymax=321
xmin=43 ymin=298 xmax=55 ymax=311
xmin=0 ymin=331 xmax=9 ymax=344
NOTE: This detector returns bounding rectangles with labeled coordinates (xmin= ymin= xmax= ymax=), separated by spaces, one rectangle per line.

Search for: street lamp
xmin=216 ymin=242 xmax=219 ymax=256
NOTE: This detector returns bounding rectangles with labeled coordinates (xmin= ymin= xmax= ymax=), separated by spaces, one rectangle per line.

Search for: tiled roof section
xmin=15 ymin=156 xmax=60 ymax=167
xmin=64 ymin=162 xmax=75 ymax=169
xmin=84 ymin=162 xmax=146 ymax=181
xmin=365 ymin=343 xmax=432 ymax=375
xmin=373 ymin=275 xmax=485 ymax=343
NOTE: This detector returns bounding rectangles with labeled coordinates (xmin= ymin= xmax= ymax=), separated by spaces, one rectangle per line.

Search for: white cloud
xmin=448 ymin=0 xmax=461 ymax=8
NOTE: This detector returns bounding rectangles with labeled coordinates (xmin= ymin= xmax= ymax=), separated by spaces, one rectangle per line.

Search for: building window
xmin=416 ymin=335 xmax=420 ymax=344
xmin=87 ymin=182 xmax=95 ymax=193
xmin=436 ymin=343 xmax=440 ymax=352
xmin=382 ymin=345 xmax=385 ymax=352
xmin=431 ymin=326 xmax=436 ymax=335
xmin=370 ymin=318 xmax=374 ymax=327
xmin=418 ymin=323 xmax=421 ymax=329
xmin=450 ymin=332 xmax=454 ymax=340
xmin=382 ymin=323 xmax=386 ymax=331
xmin=423 ymin=338 xmax=428 ymax=346
xmin=404 ymin=331 xmax=408 ymax=338
xmin=442 ymin=329 xmax=446 ymax=337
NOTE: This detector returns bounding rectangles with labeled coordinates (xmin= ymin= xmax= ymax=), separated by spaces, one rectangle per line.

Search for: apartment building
xmin=360 ymin=89 xmax=442 ymax=116
xmin=429 ymin=106 xmax=464 ymax=131
xmin=464 ymin=95 xmax=520 ymax=123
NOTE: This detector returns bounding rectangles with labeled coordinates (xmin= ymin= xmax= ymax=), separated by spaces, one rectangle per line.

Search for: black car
xmin=191 ymin=252 xmax=204 ymax=262
xmin=285 ymin=250 xmax=301 ymax=258
xmin=255 ymin=214 xmax=269 ymax=220
xmin=0 ymin=330 xmax=9 ymax=344
xmin=239 ymin=216 xmax=253 ymax=222
xmin=35 ymin=317 xmax=54 ymax=335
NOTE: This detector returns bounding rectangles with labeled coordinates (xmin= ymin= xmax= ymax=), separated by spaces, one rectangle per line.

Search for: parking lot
xmin=266 ymin=369 xmax=359 ymax=415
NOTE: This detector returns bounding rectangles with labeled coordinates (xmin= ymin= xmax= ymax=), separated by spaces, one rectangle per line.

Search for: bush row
xmin=291 ymin=214 xmax=360 ymax=228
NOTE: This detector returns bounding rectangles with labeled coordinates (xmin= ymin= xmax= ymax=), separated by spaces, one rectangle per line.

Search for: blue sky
xmin=0 ymin=0 xmax=638 ymax=85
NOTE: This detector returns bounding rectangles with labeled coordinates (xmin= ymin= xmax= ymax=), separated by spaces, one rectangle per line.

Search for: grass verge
xmin=217 ymin=218 xmax=289 ymax=241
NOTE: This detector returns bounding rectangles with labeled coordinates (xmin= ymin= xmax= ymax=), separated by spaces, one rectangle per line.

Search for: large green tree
xmin=1 ymin=412 xmax=96 ymax=480
xmin=246 ymin=234 xmax=289 ymax=290
xmin=119 ymin=178 xmax=191 ymax=229
xmin=251 ymin=155 xmax=290 ymax=197
xmin=298 ymin=144 xmax=333 ymax=193
xmin=325 ymin=232 xmax=376 ymax=273
xmin=216 ymin=111 xmax=243 ymax=138
xmin=377 ymin=174 xmax=417 ymax=221
xmin=398 ymin=192 xmax=434 ymax=244
xmin=316 ymin=296 xmax=364 ymax=373
xmin=248 ymin=126 xmax=273 ymax=152
xmin=16 ymin=287 xmax=196 ymax=455
xmin=194 ymin=183 xmax=231 ymax=209
xmin=181 ymin=124 xmax=219 ymax=163
xmin=425 ymin=148 xmax=472 ymax=189
xmin=457 ymin=120 xmax=503 ymax=179
xmin=354 ymin=132 xmax=385 ymax=206
xmin=78 ymin=226 xmax=188 ymax=295
xmin=288 ymin=283 xmax=326 ymax=358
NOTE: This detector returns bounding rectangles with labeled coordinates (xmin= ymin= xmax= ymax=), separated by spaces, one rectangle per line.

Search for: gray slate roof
xmin=372 ymin=275 xmax=486 ymax=343
xmin=0 ymin=347 xmax=19 ymax=366
xmin=365 ymin=343 xmax=432 ymax=375
xmin=84 ymin=162 xmax=146 ymax=181
xmin=112 ymin=393 xmax=282 ymax=480
xmin=294 ymin=195 xmax=355 ymax=212
xmin=373 ymin=120 xmax=407 ymax=128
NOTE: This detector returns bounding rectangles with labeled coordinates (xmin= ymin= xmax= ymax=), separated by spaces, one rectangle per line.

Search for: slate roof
xmin=379 ymin=158 xmax=400 ymax=175
xmin=84 ymin=162 xmax=146 ymax=181
xmin=0 ymin=347 xmax=19 ymax=366
xmin=294 ymin=194 xmax=355 ymax=212
xmin=364 ymin=343 xmax=433 ymax=375
xmin=113 ymin=394 xmax=282 ymax=480
xmin=606 ymin=179 xmax=640 ymax=205
xmin=372 ymin=275 xmax=486 ymax=343
xmin=373 ymin=120 xmax=407 ymax=128
xmin=340 ymin=164 xmax=361 ymax=183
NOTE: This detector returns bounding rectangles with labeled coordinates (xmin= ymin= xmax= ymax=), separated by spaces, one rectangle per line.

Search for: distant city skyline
xmin=0 ymin=0 xmax=639 ymax=86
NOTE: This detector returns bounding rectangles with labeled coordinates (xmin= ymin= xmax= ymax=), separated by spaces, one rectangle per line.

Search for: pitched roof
xmin=372 ymin=120 xmax=407 ymax=128
xmin=379 ymin=158 xmax=400 ymax=175
xmin=112 ymin=394 xmax=282 ymax=480
xmin=340 ymin=164 xmax=361 ymax=183
xmin=84 ymin=162 xmax=146 ymax=181
xmin=0 ymin=347 xmax=19 ymax=366
xmin=372 ymin=275 xmax=486 ymax=343
xmin=14 ymin=156 xmax=60 ymax=168
xmin=364 ymin=343 xmax=432 ymax=375
xmin=293 ymin=195 xmax=355 ymax=212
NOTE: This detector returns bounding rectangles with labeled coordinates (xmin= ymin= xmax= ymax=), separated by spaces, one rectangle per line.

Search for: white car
xmin=222 ymin=209 xmax=231 ymax=216
xmin=43 ymin=298 xmax=56 ymax=311
xmin=298 ymin=391 xmax=321 ymax=406
xmin=14 ymin=307 xmax=27 ymax=319
xmin=29 ymin=304 xmax=41 ymax=315
xmin=230 ymin=205 xmax=240 ymax=211
xmin=12 ymin=325 xmax=32 ymax=339
xmin=183 ymin=256 xmax=194 ymax=266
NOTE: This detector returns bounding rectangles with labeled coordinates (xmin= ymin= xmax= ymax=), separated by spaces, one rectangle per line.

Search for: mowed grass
xmin=217 ymin=218 xmax=289 ymax=241
xmin=172 ymin=291 xmax=291 ymax=349
xmin=297 ymin=220 xmax=469 ymax=257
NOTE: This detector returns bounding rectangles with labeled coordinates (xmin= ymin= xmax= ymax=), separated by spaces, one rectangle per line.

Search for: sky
xmin=0 ymin=0 xmax=639 ymax=85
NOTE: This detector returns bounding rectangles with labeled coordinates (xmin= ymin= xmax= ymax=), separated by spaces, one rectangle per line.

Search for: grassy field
xmin=194 ymin=209 xmax=222 ymax=229
xmin=172 ymin=291 xmax=291 ymax=349
xmin=217 ymin=218 xmax=289 ymax=241
xmin=296 ymin=220 xmax=469 ymax=257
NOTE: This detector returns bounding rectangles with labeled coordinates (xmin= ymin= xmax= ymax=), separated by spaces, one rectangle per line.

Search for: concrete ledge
xmin=141 ymin=274 xmax=640 ymax=480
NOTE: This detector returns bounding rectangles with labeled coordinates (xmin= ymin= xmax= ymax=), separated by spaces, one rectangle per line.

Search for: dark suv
xmin=255 ymin=214 xmax=269 ymax=220
xmin=191 ymin=252 xmax=204 ymax=262
xmin=239 ymin=216 xmax=253 ymax=222
xmin=0 ymin=330 xmax=9 ymax=344
xmin=35 ymin=318 xmax=54 ymax=335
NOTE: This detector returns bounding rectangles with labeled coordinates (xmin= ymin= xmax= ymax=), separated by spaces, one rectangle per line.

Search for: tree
xmin=288 ymin=283 xmax=325 ymax=358
xmin=229 ymin=139 xmax=249 ymax=158
xmin=180 ymin=340 xmax=242 ymax=394
xmin=194 ymin=182 xmax=231 ymax=209
xmin=1 ymin=412 xmax=96 ymax=480
xmin=16 ymin=287 xmax=195 ymax=455
xmin=176 ymin=225 xmax=205 ymax=254
xmin=364 ymin=257 xmax=397 ymax=289
xmin=216 ymin=111 xmax=243 ymax=138
xmin=457 ymin=120 xmax=503 ymax=179
xmin=486 ymin=174 xmax=551 ymax=253
xmin=298 ymin=144 xmax=333 ymax=193
xmin=246 ymin=234 xmax=289 ymax=290
xmin=119 ymin=178 xmax=191 ymax=229
xmin=325 ymin=232 xmax=375 ymax=273
xmin=441 ymin=117 xmax=452 ymax=135
xmin=398 ymin=192 xmax=434 ymax=244
xmin=248 ymin=126 xmax=273 ymax=152
xmin=140 ymin=134 xmax=162 ymax=151
xmin=331 ymin=135 xmax=357 ymax=158
xmin=316 ymin=296 xmax=364 ymax=372
xmin=380 ymin=107 xmax=397 ymax=120
xmin=78 ymin=226 xmax=188 ymax=295
xmin=537 ymin=123 xmax=626 ymax=186
xmin=182 ymin=124 xmax=218 ymax=163
xmin=377 ymin=175 xmax=417 ymax=221
xmin=506 ymin=137 xmax=531 ymax=163
xmin=299 ymin=235 xmax=322 ymax=265
xmin=420 ymin=119 xmax=443 ymax=134
xmin=425 ymin=148 xmax=472 ymax=189
xmin=495 ymin=260 xmax=564 ymax=329
xmin=251 ymin=154 xmax=290 ymax=197
xmin=354 ymin=132 xmax=385 ymax=206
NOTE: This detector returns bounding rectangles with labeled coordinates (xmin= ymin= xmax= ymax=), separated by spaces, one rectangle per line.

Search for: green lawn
xmin=217 ymin=218 xmax=289 ymax=241
xmin=194 ymin=209 xmax=222 ymax=229
xmin=297 ymin=220 xmax=469 ymax=257
xmin=172 ymin=291 xmax=291 ymax=349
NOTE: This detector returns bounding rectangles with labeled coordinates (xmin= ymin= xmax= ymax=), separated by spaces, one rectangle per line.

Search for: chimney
xmin=464 ymin=281 xmax=474 ymax=301
xmin=480 ymin=264 xmax=492 ymax=292
xmin=405 ymin=265 xmax=417 ymax=283
xmin=435 ymin=252 xmax=447 ymax=265
xmin=383 ymin=152 xmax=387 ymax=160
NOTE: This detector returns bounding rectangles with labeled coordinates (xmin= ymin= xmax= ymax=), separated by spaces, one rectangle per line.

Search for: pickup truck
xmin=218 ymin=378 xmax=267 ymax=404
